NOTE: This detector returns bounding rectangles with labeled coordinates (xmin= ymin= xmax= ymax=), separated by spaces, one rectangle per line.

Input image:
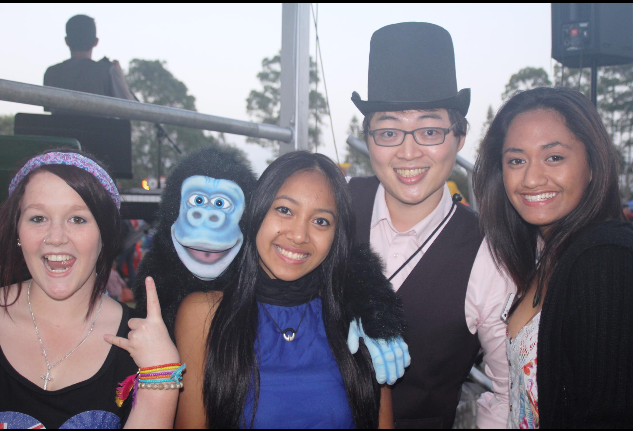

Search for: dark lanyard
xmin=388 ymin=194 xmax=462 ymax=282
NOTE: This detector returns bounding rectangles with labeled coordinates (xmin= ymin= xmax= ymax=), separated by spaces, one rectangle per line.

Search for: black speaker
xmin=552 ymin=3 xmax=633 ymax=68
xmin=13 ymin=113 xmax=133 ymax=179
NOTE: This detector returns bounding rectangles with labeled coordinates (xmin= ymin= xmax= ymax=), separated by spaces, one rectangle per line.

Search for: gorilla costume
xmin=133 ymin=145 xmax=256 ymax=332
xmin=134 ymin=145 xmax=409 ymax=383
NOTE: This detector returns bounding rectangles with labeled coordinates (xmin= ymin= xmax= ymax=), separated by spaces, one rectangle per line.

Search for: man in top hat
xmin=348 ymin=22 xmax=513 ymax=428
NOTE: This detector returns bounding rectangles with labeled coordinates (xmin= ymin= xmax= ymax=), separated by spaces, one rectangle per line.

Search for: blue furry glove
xmin=347 ymin=319 xmax=411 ymax=385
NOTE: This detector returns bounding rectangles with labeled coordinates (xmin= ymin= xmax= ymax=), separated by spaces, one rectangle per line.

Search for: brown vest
xmin=350 ymin=177 xmax=483 ymax=429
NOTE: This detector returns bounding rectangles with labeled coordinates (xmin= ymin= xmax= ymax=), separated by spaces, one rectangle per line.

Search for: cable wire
xmin=313 ymin=3 xmax=319 ymax=153
xmin=577 ymin=51 xmax=584 ymax=92
xmin=310 ymin=3 xmax=341 ymax=165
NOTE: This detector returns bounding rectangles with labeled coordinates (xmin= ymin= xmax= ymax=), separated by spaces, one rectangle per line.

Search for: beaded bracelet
xmin=116 ymin=363 xmax=186 ymax=408
xmin=139 ymin=382 xmax=184 ymax=390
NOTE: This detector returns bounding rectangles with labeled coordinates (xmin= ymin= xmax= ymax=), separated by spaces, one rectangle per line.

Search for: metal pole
xmin=591 ymin=60 xmax=598 ymax=107
xmin=279 ymin=3 xmax=310 ymax=155
xmin=156 ymin=125 xmax=163 ymax=189
xmin=0 ymin=79 xmax=293 ymax=142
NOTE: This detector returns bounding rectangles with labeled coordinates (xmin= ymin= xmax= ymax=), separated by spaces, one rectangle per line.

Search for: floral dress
xmin=507 ymin=311 xmax=540 ymax=429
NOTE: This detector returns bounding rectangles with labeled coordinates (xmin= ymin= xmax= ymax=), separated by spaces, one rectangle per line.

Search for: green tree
xmin=502 ymin=67 xmax=552 ymax=102
xmin=246 ymin=53 xmax=328 ymax=154
xmin=344 ymin=116 xmax=374 ymax=177
xmin=475 ymin=105 xmax=495 ymax=155
xmin=121 ymin=60 xmax=223 ymax=189
xmin=481 ymin=105 xmax=494 ymax=139
xmin=0 ymin=115 xmax=13 ymax=135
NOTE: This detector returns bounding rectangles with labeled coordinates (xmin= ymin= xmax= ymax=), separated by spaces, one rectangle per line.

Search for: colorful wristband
xmin=116 ymin=363 xmax=186 ymax=408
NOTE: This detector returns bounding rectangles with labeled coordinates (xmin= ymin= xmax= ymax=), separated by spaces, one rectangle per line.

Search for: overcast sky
xmin=0 ymin=3 xmax=554 ymax=175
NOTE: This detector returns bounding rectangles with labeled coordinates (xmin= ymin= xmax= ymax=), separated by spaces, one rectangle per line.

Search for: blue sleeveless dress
xmin=242 ymin=298 xmax=354 ymax=429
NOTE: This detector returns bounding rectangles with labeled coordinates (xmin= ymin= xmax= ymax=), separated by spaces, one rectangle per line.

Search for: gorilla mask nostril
xmin=209 ymin=215 xmax=220 ymax=222
xmin=192 ymin=212 xmax=202 ymax=219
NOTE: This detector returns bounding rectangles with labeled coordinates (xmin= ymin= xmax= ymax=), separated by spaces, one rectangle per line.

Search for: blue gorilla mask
xmin=171 ymin=175 xmax=245 ymax=280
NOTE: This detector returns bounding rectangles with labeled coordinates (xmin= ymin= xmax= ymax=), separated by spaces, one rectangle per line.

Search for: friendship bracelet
xmin=139 ymin=364 xmax=186 ymax=380
xmin=115 ymin=363 xmax=186 ymax=408
xmin=139 ymin=372 xmax=173 ymax=378
xmin=139 ymin=364 xmax=187 ymax=386
xmin=138 ymin=378 xmax=176 ymax=383
xmin=139 ymin=366 xmax=180 ymax=374
xmin=139 ymin=363 xmax=182 ymax=372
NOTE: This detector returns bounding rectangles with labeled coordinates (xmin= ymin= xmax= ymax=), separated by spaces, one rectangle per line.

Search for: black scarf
xmin=255 ymin=266 xmax=320 ymax=307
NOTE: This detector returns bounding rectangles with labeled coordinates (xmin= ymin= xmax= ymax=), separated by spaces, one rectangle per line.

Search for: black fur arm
xmin=343 ymin=241 xmax=406 ymax=340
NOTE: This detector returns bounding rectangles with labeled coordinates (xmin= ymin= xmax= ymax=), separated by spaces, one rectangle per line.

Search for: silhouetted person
xmin=44 ymin=14 xmax=134 ymax=106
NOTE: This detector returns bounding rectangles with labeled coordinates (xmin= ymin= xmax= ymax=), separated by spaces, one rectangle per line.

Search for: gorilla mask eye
xmin=211 ymin=197 xmax=233 ymax=210
xmin=188 ymin=194 xmax=209 ymax=206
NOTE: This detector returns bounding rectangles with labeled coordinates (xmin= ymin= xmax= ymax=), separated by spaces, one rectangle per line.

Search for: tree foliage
xmin=475 ymin=105 xmax=496 ymax=155
xmin=344 ymin=116 xmax=374 ymax=177
xmin=502 ymin=67 xmax=553 ymax=102
xmin=121 ymin=59 xmax=222 ymax=189
xmin=246 ymin=53 xmax=328 ymax=154
xmin=494 ymin=63 xmax=633 ymax=199
xmin=0 ymin=115 xmax=13 ymax=135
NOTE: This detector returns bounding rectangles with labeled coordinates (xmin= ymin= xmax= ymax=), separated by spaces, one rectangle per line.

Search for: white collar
xmin=371 ymin=183 xmax=454 ymax=243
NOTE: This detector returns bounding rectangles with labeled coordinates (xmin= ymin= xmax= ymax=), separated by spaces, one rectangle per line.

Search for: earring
xmin=17 ymin=239 xmax=21 ymax=247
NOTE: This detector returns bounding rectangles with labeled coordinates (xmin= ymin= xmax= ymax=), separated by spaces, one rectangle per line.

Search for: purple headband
xmin=8 ymin=152 xmax=121 ymax=210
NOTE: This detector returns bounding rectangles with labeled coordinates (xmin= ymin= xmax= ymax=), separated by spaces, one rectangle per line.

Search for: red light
xmin=571 ymin=28 xmax=579 ymax=37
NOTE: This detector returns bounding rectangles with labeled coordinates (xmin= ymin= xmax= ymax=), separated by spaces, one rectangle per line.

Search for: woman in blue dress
xmin=174 ymin=151 xmax=402 ymax=428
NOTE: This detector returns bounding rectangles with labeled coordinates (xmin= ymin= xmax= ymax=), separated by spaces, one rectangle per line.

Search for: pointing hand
xmin=104 ymin=277 xmax=180 ymax=368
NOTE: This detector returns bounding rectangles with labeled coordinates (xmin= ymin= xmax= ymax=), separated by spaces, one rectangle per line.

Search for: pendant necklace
xmin=27 ymin=281 xmax=103 ymax=390
xmin=260 ymin=296 xmax=314 ymax=342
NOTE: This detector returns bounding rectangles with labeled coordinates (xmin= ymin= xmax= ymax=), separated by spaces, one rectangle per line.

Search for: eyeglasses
xmin=369 ymin=124 xmax=456 ymax=147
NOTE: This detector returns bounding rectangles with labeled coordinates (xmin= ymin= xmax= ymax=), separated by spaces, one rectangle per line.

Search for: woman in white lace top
xmin=474 ymin=87 xmax=633 ymax=428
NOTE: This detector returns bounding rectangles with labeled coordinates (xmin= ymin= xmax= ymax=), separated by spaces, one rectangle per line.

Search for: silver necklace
xmin=260 ymin=296 xmax=314 ymax=342
xmin=27 ymin=281 xmax=103 ymax=390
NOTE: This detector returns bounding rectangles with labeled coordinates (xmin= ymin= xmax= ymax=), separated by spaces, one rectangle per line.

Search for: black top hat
xmin=352 ymin=22 xmax=470 ymax=116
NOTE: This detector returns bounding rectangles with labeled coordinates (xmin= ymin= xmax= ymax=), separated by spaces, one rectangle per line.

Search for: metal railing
xmin=1 ymin=78 xmax=492 ymax=395
xmin=0 ymin=79 xmax=293 ymax=142
xmin=347 ymin=134 xmax=478 ymax=211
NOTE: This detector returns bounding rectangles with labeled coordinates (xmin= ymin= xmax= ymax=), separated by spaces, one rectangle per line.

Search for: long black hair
xmin=473 ymin=87 xmax=622 ymax=307
xmin=203 ymin=151 xmax=380 ymax=428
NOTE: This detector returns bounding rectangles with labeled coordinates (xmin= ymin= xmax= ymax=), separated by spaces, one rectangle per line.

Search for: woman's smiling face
xmin=18 ymin=171 xmax=102 ymax=300
xmin=256 ymin=169 xmax=337 ymax=281
xmin=502 ymin=109 xmax=592 ymax=236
